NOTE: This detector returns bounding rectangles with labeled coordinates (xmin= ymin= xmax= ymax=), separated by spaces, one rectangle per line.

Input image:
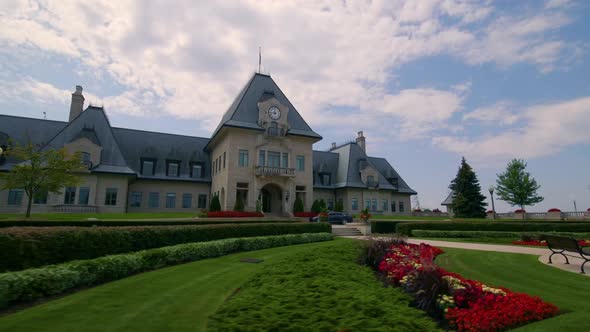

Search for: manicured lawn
xmin=0 ymin=212 xmax=199 ymax=221
xmin=0 ymin=239 xmax=437 ymax=332
xmin=436 ymin=248 xmax=590 ymax=332
xmin=208 ymin=239 xmax=439 ymax=332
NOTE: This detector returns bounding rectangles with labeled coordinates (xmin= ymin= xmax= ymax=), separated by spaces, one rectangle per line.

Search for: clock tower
xmin=257 ymin=92 xmax=290 ymax=137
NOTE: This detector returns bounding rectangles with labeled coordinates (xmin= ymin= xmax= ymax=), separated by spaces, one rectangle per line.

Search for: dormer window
xmin=141 ymin=158 xmax=156 ymax=176
xmin=366 ymin=175 xmax=376 ymax=186
xmin=388 ymin=177 xmax=399 ymax=187
xmin=320 ymin=173 xmax=331 ymax=186
xmin=190 ymin=162 xmax=203 ymax=178
xmin=166 ymin=160 xmax=180 ymax=177
xmin=80 ymin=152 xmax=92 ymax=168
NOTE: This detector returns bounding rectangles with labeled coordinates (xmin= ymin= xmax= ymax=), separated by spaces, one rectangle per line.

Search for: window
xmin=367 ymin=175 xmax=375 ymax=185
xmin=382 ymin=199 xmax=388 ymax=211
xmin=282 ymin=153 xmax=288 ymax=168
xmin=191 ymin=163 xmax=202 ymax=178
xmin=149 ymin=192 xmax=159 ymax=208
xmin=296 ymin=155 xmax=305 ymax=171
xmin=198 ymin=194 xmax=207 ymax=209
xmin=223 ymin=152 xmax=226 ymax=169
xmin=391 ymin=201 xmax=396 ymax=212
xmin=166 ymin=193 xmax=176 ymax=208
xmin=78 ymin=187 xmax=90 ymax=205
xmin=167 ymin=161 xmax=180 ymax=177
xmin=321 ymin=174 xmax=331 ymax=186
xmin=212 ymin=160 xmax=215 ymax=176
xmin=258 ymin=150 xmax=266 ymax=166
xmin=327 ymin=199 xmax=334 ymax=210
xmin=239 ymin=149 xmax=249 ymax=167
xmin=365 ymin=199 xmax=371 ymax=210
xmin=218 ymin=156 xmax=221 ymax=172
xmin=130 ymin=192 xmax=142 ymax=207
xmin=372 ymin=199 xmax=377 ymax=212
xmin=7 ymin=190 xmax=24 ymax=205
xmin=182 ymin=193 xmax=192 ymax=208
xmin=236 ymin=182 xmax=248 ymax=207
xmin=33 ymin=190 xmax=48 ymax=204
xmin=64 ymin=187 xmax=76 ymax=205
xmin=105 ymin=188 xmax=118 ymax=206
xmin=268 ymin=151 xmax=280 ymax=167
xmin=141 ymin=159 xmax=155 ymax=176
xmin=351 ymin=198 xmax=358 ymax=210
xmin=399 ymin=201 xmax=405 ymax=212
xmin=81 ymin=152 xmax=91 ymax=168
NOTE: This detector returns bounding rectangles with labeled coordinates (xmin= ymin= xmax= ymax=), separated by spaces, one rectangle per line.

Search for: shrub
xmin=547 ymin=208 xmax=561 ymax=212
xmin=233 ymin=195 xmax=245 ymax=212
xmin=432 ymin=208 xmax=441 ymax=213
xmin=319 ymin=199 xmax=326 ymax=210
xmin=371 ymin=221 xmax=404 ymax=234
xmin=209 ymin=195 xmax=221 ymax=212
xmin=358 ymin=237 xmax=407 ymax=270
xmin=0 ymin=232 xmax=333 ymax=309
xmin=293 ymin=197 xmax=304 ymax=214
xmin=206 ymin=211 xmax=264 ymax=218
xmin=334 ymin=200 xmax=344 ymax=212
xmin=311 ymin=200 xmax=321 ymax=213
xmin=396 ymin=222 xmax=590 ymax=236
xmin=0 ymin=223 xmax=331 ymax=272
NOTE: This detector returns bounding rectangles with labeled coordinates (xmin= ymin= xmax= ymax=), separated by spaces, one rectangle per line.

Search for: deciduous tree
xmin=496 ymin=159 xmax=543 ymax=211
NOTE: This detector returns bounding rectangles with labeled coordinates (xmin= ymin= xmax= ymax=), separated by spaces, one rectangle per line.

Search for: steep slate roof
xmin=368 ymin=156 xmax=417 ymax=194
xmin=112 ymin=127 xmax=211 ymax=182
xmin=441 ymin=190 xmax=454 ymax=205
xmin=312 ymin=150 xmax=339 ymax=189
xmin=43 ymin=106 xmax=134 ymax=174
xmin=206 ymin=73 xmax=321 ymax=149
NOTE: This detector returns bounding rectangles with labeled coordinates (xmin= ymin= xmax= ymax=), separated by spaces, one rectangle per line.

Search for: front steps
xmin=331 ymin=225 xmax=363 ymax=237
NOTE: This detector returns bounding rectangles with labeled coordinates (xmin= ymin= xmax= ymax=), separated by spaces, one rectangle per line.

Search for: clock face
xmin=268 ymin=106 xmax=281 ymax=120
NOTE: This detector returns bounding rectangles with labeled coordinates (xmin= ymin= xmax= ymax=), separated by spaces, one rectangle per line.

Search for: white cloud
xmin=463 ymin=101 xmax=519 ymax=125
xmin=433 ymin=96 xmax=590 ymax=163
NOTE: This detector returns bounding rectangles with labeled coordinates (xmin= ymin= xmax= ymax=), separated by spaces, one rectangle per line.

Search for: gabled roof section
xmin=368 ymin=156 xmax=417 ymax=194
xmin=43 ymin=106 xmax=131 ymax=172
xmin=207 ymin=73 xmax=321 ymax=149
xmin=312 ymin=150 xmax=339 ymax=189
xmin=441 ymin=190 xmax=454 ymax=205
xmin=112 ymin=127 xmax=211 ymax=181
xmin=0 ymin=114 xmax=67 ymax=147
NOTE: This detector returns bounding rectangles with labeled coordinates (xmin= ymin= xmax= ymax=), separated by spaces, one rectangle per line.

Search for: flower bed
xmin=377 ymin=242 xmax=558 ymax=332
xmin=513 ymin=239 xmax=590 ymax=247
xmin=293 ymin=212 xmax=317 ymax=218
xmin=206 ymin=211 xmax=264 ymax=218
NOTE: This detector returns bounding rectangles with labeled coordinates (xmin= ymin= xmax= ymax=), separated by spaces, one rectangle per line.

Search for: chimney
xmin=355 ymin=131 xmax=366 ymax=152
xmin=331 ymin=142 xmax=336 ymax=150
xmin=69 ymin=85 xmax=85 ymax=122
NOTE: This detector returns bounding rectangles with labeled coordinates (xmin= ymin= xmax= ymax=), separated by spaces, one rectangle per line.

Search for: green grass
xmin=0 ymin=212 xmax=200 ymax=221
xmin=0 ymin=240 xmax=339 ymax=332
xmin=208 ymin=239 xmax=439 ymax=332
xmin=436 ymin=248 xmax=590 ymax=332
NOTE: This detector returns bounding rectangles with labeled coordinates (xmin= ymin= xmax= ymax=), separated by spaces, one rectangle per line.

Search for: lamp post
xmin=488 ymin=185 xmax=496 ymax=220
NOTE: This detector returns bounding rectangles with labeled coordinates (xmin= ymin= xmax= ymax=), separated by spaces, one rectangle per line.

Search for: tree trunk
xmin=26 ymin=194 xmax=33 ymax=218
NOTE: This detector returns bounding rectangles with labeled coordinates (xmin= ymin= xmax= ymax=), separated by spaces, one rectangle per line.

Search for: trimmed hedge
xmin=371 ymin=221 xmax=405 ymax=234
xmin=397 ymin=222 xmax=590 ymax=236
xmin=0 ymin=223 xmax=331 ymax=272
xmin=0 ymin=219 xmax=297 ymax=228
xmin=0 ymin=232 xmax=333 ymax=309
xmin=412 ymin=230 xmax=590 ymax=239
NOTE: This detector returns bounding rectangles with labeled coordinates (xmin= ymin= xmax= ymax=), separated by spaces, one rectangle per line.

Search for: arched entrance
xmin=260 ymin=183 xmax=283 ymax=215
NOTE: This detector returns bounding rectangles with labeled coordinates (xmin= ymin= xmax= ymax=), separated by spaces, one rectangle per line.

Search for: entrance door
xmin=261 ymin=189 xmax=272 ymax=213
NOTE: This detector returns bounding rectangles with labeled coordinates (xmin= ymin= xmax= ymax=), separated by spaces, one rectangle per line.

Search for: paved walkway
xmin=347 ymin=236 xmax=589 ymax=277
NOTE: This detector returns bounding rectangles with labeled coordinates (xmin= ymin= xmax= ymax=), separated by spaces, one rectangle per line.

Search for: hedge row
xmin=0 ymin=232 xmax=333 ymax=309
xmin=371 ymin=221 xmax=405 ymax=234
xmin=397 ymin=222 xmax=590 ymax=236
xmin=0 ymin=223 xmax=331 ymax=272
xmin=0 ymin=219 xmax=297 ymax=228
xmin=412 ymin=230 xmax=590 ymax=239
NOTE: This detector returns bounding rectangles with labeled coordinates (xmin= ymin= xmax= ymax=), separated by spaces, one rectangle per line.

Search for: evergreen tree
xmin=293 ymin=197 xmax=304 ymax=213
xmin=496 ymin=159 xmax=543 ymax=211
xmin=449 ymin=157 xmax=487 ymax=218
xmin=311 ymin=200 xmax=321 ymax=213
xmin=335 ymin=199 xmax=344 ymax=212
xmin=209 ymin=195 xmax=221 ymax=212
xmin=233 ymin=194 xmax=244 ymax=211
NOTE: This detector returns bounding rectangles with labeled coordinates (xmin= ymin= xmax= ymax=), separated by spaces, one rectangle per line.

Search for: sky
xmin=1 ymin=0 xmax=589 ymax=212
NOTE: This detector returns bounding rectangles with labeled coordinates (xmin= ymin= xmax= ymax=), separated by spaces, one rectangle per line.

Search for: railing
xmin=563 ymin=211 xmax=588 ymax=219
xmin=256 ymin=166 xmax=295 ymax=177
xmin=51 ymin=204 xmax=98 ymax=213
xmin=490 ymin=211 xmax=590 ymax=220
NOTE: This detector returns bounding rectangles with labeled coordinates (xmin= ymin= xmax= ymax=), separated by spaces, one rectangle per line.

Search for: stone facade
xmin=0 ymin=73 xmax=416 ymax=216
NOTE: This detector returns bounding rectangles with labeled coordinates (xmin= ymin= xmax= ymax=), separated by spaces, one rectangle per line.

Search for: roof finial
xmin=258 ymin=46 xmax=262 ymax=73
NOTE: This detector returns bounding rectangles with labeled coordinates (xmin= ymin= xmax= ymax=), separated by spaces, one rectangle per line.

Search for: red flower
xmin=294 ymin=212 xmax=318 ymax=218
xmin=514 ymin=209 xmax=526 ymax=213
xmin=547 ymin=208 xmax=561 ymax=212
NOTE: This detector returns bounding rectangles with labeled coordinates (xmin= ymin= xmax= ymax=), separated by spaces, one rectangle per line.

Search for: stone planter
xmin=514 ymin=212 xmax=526 ymax=220
xmin=355 ymin=223 xmax=372 ymax=236
xmin=545 ymin=212 xmax=562 ymax=220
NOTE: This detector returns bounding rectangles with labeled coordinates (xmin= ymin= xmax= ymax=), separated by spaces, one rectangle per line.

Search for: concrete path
xmin=348 ymin=236 xmax=589 ymax=277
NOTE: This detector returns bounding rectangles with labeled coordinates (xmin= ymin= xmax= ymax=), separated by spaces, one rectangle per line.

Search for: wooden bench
xmin=542 ymin=234 xmax=590 ymax=274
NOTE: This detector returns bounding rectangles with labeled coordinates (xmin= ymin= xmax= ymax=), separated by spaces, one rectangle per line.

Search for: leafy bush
xmin=396 ymin=222 xmax=590 ymax=236
xmin=293 ymin=197 xmax=304 ymax=214
xmin=411 ymin=230 xmax=590 ymax=239
xmin=371 ymin=220 xmax=404 ymax=234
xmin=209 ymin=195 xmax=221 ymax=212
xmin=206 ymin=211 xmax=264 ymax=218
xmin=334 ymin=199 xmax=343 ymax=212
xmin=311 ymin=200 xmax=321 ymax=213
xmin=0 ymin=232 xmax=333 ymax=309
xmin=0 ymin=223 xmax=331 ymax=272
xmin=0 ymin=220 xmax=297 ymax=228
xmin=358 ymin=237 xmax=407 ymax=270
xmin=319 ymin=199 xmax=326 ymax=210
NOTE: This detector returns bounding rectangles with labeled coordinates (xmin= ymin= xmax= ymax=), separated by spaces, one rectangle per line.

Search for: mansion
xmin=0 ymin=73 xmax=416 ymax=216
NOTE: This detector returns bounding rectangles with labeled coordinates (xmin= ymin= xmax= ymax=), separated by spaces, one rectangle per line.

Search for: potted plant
xmin=360 ymin=208 xmax=372 ymax=224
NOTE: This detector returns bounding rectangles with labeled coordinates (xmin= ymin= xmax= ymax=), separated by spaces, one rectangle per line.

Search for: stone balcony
xmin=256 ymin=166 xmax=295 ymax=177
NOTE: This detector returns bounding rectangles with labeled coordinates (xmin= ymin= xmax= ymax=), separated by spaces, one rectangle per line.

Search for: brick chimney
xmin=69 ymin=85 xmax=85 ymax=122
xmin=355 ymin=131 xmax=366 ymax=152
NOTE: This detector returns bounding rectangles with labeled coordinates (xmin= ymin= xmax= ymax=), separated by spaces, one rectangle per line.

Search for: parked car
xmin=310 ymin=212 xmax=353 ymax=224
